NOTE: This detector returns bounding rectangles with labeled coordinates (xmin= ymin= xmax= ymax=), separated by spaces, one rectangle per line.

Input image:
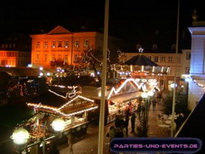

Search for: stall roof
xmin=124 ymin=55 xmax=159 ymax=66
xmin=27 ymin=95 xmax=98 ymax=117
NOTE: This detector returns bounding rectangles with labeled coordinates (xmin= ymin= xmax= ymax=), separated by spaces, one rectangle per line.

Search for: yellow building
xmin=30 ymin=25 xmax=125 ymax=69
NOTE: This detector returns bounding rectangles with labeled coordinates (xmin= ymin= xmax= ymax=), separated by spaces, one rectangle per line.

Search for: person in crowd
xmin=151 ymin=98 xmax=157 ymax=111
xmin=115 ymin=115 xmax=125 ymax=129
xmin=137 ymin=103 xmax=142 ymax=118
xmin=124 ymin=112 xmax=129 ymax=137
xmin=67 ymin=131 xmax=74 ymax=154
xmin=141 ymin=101 xmax=146 ymax=117
xmin=130 ymin=112 xmax=136 ymax=133
xmin=115 ymin=126 xmax=124 ymax=138
xmin=107 ymin=125 xmax=116 ymax=142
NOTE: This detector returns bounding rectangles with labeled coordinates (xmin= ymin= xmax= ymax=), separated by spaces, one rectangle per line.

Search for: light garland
xmin=191 ymin=77 xmax=205 ymax=88
xmin=107 ymin=78 xmax=160 ymax=99
xmin=27 ymin=95 xmax=96 ymax=117
xmin=48 ymin=85 xmax=81 ymax=99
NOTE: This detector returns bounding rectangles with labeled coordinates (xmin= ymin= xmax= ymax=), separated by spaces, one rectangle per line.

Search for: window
xmin=36 ymin=42 xmax=40 ymax=48
xmin=52 ymin=41 xmax=56 ymax=48
xmin=64 ymin=40 xmax=69 ymax=48
xmin=44 ymin=41 xmax=48 ymax=48
xmin=168 ymin=56 xmax=173 ymax=62
xmin=154 ymin=56 xmax=158 ymax=62
xmin=58 ymin=41 xmax=62 ymax=47
xmin=186 ymin=52 xmax=191 ymax=60
xmin=75 ymin=41 xmax=80 ymax=48
xmin=84 ymin=40 xmax=89 ymax=47
xmin=36 ymin=54 xmax=40 ymax=62
xmin=160 ymin=56 xmax=166 ymax=62
xmin=64 ymin=55 xmax=68 ymax=63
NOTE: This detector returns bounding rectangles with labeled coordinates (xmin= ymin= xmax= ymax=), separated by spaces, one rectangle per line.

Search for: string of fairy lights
xmin=27 ymin=95 xmax=97 ymax=117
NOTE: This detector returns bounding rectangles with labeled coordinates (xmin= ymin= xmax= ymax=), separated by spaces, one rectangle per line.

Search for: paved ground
xmin=59 ymin=102 xmax=170 ymax=154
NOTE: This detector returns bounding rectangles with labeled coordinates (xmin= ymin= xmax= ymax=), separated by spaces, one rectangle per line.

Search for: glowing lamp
xmin=51 ymin=118 xmax=66 ymax=132
xmin=141 ymin=92 xmax=148 ymax=98
xmin=148 ymin=91 xmax=154 ymax=97
xmin=170 ymin=83 xmax=177 ymax=88
xmin=11 ymin=128 xmax=30 ymax=145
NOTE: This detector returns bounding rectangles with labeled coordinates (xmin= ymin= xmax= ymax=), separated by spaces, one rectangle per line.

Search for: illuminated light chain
xmin=58 ymin=95 xmax=94 ymax=110
xmin=107 ymin=78 xmax=160 ymax=99
xmin=52 ymin=84 xmax=77 ymax=89
xmin=48 ymin=89 xmax=67 ymax=99
xmin=26 ymin=95 xmax=96 ymax=117
xmin=27 ymin=103 xmax=62 ymax=114
xmin=60 ymin=106 xmax=98 ymax=117
xmin=191 ymin=77 xmax=205 ymax=88
xmin=49 ymin=86 xmax=80 ymax=99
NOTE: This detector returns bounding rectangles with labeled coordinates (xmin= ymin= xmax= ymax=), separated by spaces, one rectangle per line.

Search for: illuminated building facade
xmin=30 ymin=25 xmax=125 ymax=69
xmin=0 ymin=34 xmax=31 ymax=67
xmin=187 ymin=25 xmax=205 ymax=110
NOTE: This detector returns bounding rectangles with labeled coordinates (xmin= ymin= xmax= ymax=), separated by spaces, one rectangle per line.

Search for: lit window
xmin=36 ymin=42 xmax=40 ymax=48
xmin=52 ymin=41 xmax=56 ymax=48
xmin=154 ymin=56 xmax=158 ymax=62
xmin=44 ymin=41 xmax=48 ymax=48
xmin=84 ymin=40 xmax=89 ymax=47
xmin=64 ymin=40 xmax=69 ymax=48
xmin=75 ymin=41 xmax=80 ymax=48
xmin=160 ymin=56 xmax=166 ymax=62
xmin=58 ymin=41 xmax=62 ymax=47
xmin=168 ymin=56 xmax=173 ymax=62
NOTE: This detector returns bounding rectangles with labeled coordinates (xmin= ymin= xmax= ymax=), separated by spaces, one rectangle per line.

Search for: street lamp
xmin=11 ymin=127 xmax=30 ymax=145
xmin=51 ymin=118 xmax=66 ymax=132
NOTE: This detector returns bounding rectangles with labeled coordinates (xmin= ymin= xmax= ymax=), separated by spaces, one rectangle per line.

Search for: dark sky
xmin=1 ymin=0 xmax=204 ymax=51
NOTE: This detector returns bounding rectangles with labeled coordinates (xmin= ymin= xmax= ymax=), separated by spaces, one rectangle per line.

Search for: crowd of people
xmin=106 ymin=103 xmax=138 ymax=141
xmin=106 ymin=92 xmax=163 ymax=142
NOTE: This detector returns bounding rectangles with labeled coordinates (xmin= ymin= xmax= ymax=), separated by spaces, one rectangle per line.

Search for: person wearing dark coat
xmin=130 ymin=112 xmax=136 ymax=133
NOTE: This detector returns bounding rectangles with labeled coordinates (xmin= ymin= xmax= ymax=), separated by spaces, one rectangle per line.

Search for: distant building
xmin=0 ymin=33 xmax=31 ymax=67
xmin=30 ymin=25 xmax=126 ymax=69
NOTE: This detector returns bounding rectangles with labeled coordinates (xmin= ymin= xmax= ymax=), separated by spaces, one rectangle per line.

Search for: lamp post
xmin=171 ymin=0 xmax=180 ymax=138
xmin=11 ymin=118 xmax=66 ymax=154
xmin=98 ymin=0 xmax=109 ymax=153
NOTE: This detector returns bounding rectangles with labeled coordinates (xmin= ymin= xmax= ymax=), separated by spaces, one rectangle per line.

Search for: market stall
xmin=11 ymin=94 xmax=98 ymax=153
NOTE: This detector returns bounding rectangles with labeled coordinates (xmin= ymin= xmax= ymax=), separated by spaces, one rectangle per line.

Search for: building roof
xmin=124 ymin=54 xmax=159 ymax=66
xmin=176 ymin=93 xmax=205 ymax=152
xmin=48 ymin=25 xmax=71 ymax=34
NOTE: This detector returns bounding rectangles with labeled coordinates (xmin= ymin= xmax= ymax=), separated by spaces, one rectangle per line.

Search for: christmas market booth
xmin=11 ymin=91 xmax=98 ymax=153
xmin=82 ymin=78 xmax=160 ymax=124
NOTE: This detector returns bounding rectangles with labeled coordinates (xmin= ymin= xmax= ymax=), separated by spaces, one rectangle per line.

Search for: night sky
xmin=1 ymin=0 xmax=204 ymax=51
